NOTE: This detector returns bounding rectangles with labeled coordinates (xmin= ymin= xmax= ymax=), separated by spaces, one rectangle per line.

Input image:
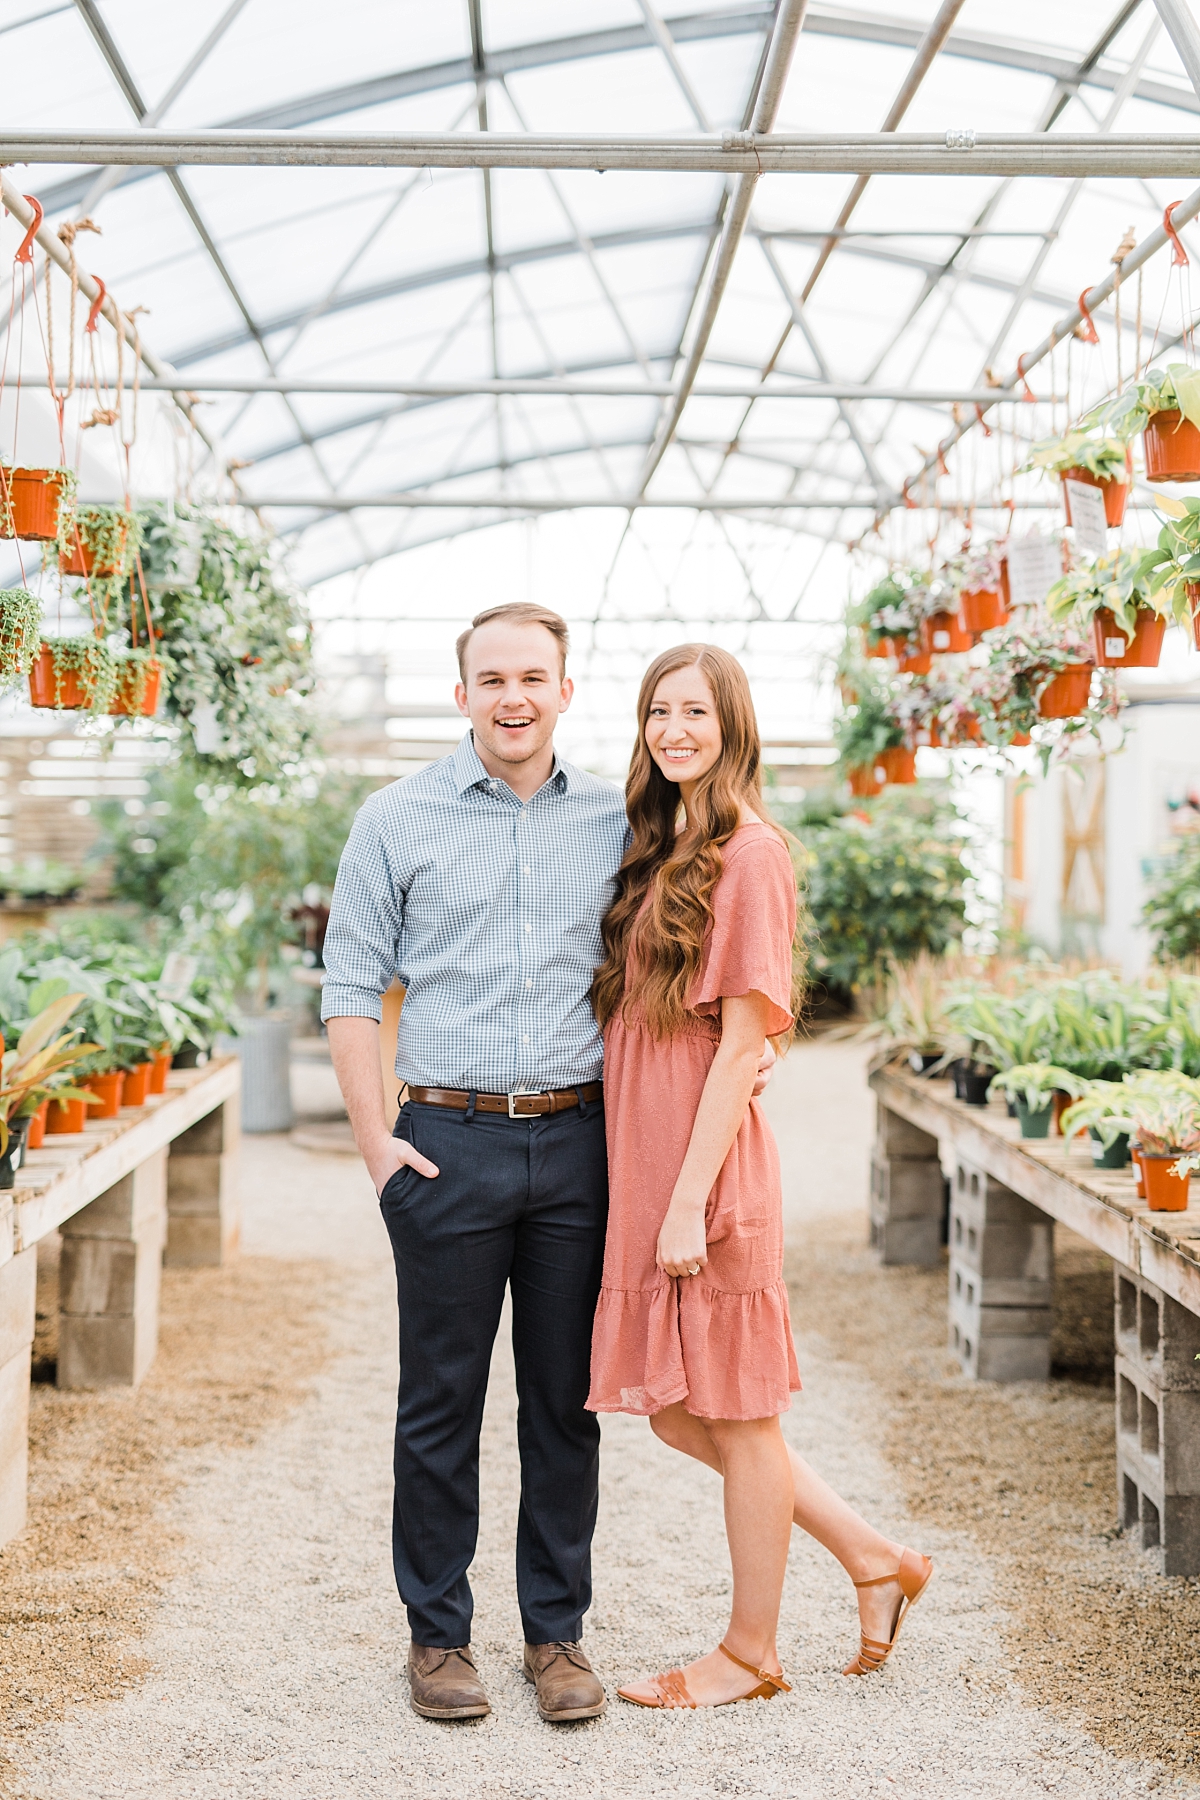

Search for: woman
xmin=588 ymin=643 xmax=932 ymax=1709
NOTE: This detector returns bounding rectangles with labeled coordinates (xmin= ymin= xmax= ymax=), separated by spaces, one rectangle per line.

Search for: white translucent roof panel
xmin=3 ymin=0 xmax=1200 ymax=768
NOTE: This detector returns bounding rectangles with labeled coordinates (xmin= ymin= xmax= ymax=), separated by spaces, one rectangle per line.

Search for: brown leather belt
xmin=406 ymin=1082 xmax=602 ymax=1118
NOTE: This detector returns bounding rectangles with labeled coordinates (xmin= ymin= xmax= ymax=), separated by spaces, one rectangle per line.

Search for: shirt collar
xmin=451 ymin=731 xmax=569 ymax=798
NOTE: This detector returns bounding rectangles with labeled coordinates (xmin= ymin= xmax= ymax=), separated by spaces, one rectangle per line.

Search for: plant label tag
xmin=932 ymin=629 xmax=950 ymax=649
xmin=1006 ymin=532 xmax=1061 ymax=608
xmin=1064 ymin=479 xmax=1109 ymax=554
xmin=159 ymin=951 xmax=198 ymax=1001
xmin=1104 ymin=636 xmax=1126 ymax=659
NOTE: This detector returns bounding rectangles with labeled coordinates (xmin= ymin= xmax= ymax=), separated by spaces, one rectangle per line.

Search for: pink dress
xmin=588 ymin=822 xmax=802 ymax=1422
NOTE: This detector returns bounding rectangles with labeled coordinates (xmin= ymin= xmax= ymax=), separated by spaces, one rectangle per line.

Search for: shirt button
xmin=525 ymin=978 xmax=532 ymax=989
xmin=522 ymin=1035 xmax=530 ymax=1044
xmin=523 ymin=865 xmax=530 ymax=874
xmin=524 ymin=923 xmax=531 ymax=933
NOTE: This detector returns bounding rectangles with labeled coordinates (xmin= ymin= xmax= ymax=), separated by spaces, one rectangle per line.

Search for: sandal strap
xmin=653 ymin=1667 xmax=696 ymax=1708
xmin=718 ymin=1642 xmax=792 ymax=1693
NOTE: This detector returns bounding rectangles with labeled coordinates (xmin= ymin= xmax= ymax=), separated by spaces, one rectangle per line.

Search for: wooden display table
xmin=0 ymin=1057 xmax=240 ymax=1551
xmin=868 ymin=1060 xmax=1200 ymax=1576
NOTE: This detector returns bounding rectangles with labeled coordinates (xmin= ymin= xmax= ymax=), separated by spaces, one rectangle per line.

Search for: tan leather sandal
xmin=842 ymin=1547 xmax=934 ymax=1676
xmin=618 ymin=1642 xmax=792 ymax=1709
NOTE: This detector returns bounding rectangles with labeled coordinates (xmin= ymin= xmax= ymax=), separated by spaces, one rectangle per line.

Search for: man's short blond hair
xmin=456 ymin=602 xmax=570 ymax=682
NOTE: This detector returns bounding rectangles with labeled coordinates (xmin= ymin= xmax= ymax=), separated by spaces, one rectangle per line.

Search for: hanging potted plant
xmin=28 ymin=635 xmax=120 ymax=714
xmin=1046 ymin=547 xmax=1169 ymax=670
xmin=919 ymin=577 xmax=973 ymax=655
xmin=833 ymin=682 xmax=910 ymax=788
xmin=947 ymin=545 xmax=1009 ymax=635
xmin=1023 ymin=429 xmax=1132 ymax=528
xmin=1142 ymin=495 xmax=1200 ymax=649
xmin=848 ymin=575 xmax=928 ymax=666
xmin=108 ymin=645 xmax=165 ymax=717
xmin=1094 ymin=363 xmax=1200 ymax=483
xmin=59 ymin=503 xmax=142 ymax=580
xmin=0 ymin=587 xmax=43 ymax=686
xmin=0 ymin=465 xmax=76 ymax=542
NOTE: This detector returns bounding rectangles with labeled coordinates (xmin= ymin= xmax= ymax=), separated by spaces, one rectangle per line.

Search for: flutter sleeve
xmin=690 ymin=828 xmax=798 ymax=1037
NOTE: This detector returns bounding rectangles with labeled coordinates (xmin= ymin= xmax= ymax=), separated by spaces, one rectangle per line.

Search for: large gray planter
xmin=220 ymin=1015 xmax=294 ymax=1133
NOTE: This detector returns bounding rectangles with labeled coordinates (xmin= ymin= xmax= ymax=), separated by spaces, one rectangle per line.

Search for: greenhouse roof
xmin=2 ymin=1 xmax=1200 ymax=767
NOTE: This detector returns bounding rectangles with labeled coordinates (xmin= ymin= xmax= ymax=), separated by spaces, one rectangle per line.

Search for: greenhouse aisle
xmin=4 ymin=1044 xmax=1189 ymax=1800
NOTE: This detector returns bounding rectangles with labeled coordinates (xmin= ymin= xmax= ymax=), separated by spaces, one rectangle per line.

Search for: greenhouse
xmin=2 ymin=0 xmax=1200 ymax=1792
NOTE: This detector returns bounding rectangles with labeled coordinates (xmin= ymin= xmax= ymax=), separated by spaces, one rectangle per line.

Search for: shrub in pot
xmin=108 ymin=647 xmax=164 ymax=717
xmin=0 ymin=993 xmax=98 ymax=1181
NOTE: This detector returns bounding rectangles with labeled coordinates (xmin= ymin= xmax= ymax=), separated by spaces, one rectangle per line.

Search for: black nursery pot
xmin=961 ymin=1065 xmax=997 ymax=1106
xmin=908 ymin=1051 xmax=943 ymax=1076
xmin=0 ymin=1115 xmax=33 ymax=1190
xmin=172 ymin=1042 xmax=202 ymax=1069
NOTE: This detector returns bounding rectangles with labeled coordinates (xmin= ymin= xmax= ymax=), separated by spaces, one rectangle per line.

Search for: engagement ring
xmin=686 ymin=1263 xmax=700 ymax=1275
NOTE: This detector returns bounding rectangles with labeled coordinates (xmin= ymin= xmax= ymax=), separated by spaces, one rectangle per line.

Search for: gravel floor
xmin=2 ymin=1047 xmax=1192 ymax=1798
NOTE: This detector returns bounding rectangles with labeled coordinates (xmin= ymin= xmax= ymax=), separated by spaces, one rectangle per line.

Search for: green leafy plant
xmin=1046 ymin=547 xmax=1168 ymax=642
xmin=800 ymin=792 xmax=968 ymax=1000
xmin=110 ymin=644 xmax=165 ymax=715
xmin=139 ymin=503 xmax=315 ymax=780
xmin=1022 ymin=429 xmax=1130 ymax=481
xmin=61 ymin=504 xmax=143 ymax=584
xmin=1142 ymin=494 xmax=1200 ymax=620
xmin=35 ymin=635 xmax=119 ymax=714
xmin=832 ymin=679 xmax=904 ymax=769
xmin=1102 ymin=1073 xmax=1200 ymax=1155
xmin=1142 ymin=835 xmax=1200 ymax=964
xmin=0 ymin=588 xmax=43 ymax=684
xmin=943 ymin=986 xmax=1058 ymax=1073
xmin=943 ymin=544 xmax=1003 ymax=594
xmin=1058 ymin=1078 xmax=1137 ymax=1149
xmin=1089 ymin=362 xmax=1200 ymax=439
xmin=0 ymin=992 xmax=98 ymax=1150
xmin=988 ymin=1062 xmax=1083 ymax=1110
xmin=0 ymin=860 xmax=83 ymax=903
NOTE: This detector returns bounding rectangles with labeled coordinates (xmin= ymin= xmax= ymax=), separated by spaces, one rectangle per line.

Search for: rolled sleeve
xmin=319 ymin=803 xmax=404 ymax=1025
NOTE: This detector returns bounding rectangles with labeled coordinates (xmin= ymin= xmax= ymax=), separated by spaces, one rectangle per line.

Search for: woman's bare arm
xmin=656 ymin=990 xmax=773 ymax=1277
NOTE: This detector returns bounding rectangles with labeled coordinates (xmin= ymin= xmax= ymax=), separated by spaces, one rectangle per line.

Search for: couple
xmin=322 ymin=602 xmax=931 ymax=1724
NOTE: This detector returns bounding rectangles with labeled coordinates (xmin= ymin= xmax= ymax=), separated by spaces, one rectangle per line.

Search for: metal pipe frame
xmin=0 ymin=375 xmax=1036 ymax=402
xmin=1153 ymin=0 xmax=1200 ymax=101
xmin=7 ymin=128 xmax=1200 ymax=175
xmin=232 ymin=493 xmax=1143 ymax=512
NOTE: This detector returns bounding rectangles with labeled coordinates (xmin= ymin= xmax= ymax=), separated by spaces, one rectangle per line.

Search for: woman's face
xmin=645 ymin=665 xmax=722 ymax=788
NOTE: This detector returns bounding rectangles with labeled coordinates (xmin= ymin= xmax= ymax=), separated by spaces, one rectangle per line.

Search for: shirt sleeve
xmin=319 ymin=799 xmax=404 ymax=1024
xmin=690 ymin=831 xmax=798 ymax=1037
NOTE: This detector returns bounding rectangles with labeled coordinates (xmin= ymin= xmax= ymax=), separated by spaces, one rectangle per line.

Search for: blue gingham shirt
xmin=320 ymin=733 xmax=630 ymax=1091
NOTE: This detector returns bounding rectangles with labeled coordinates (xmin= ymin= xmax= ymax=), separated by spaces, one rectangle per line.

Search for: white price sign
xmin=1005 ymin=533 xmax=1062 ymax=609
xmin=158 ymin=952 xmax=198 ymax=1001
xmin=1064 ymin=479 xmax=1109 ymax=555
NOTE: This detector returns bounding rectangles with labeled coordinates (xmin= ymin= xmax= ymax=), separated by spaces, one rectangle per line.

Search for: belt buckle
xmin=507 ymin=1088 xmax=541 ymax=1118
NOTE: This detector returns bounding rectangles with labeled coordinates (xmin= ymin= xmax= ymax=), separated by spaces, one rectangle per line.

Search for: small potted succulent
xmin=1023 ymin=429 xmax=1132 ymax=528
xmin=28 ymin=634 xmax=120 ymax=713
xmin=989 ymin=1063 xmax=1084 ymax=1138
xmin=1046 ymin=548 xmax=1169 ymax=670
xmin=0 ymin=464 xmax=76 ymax=542
xmin=0 ymin=587 xmax=43 ymax=686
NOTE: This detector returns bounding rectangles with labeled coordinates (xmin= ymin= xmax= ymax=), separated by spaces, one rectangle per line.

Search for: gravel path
xmin=6 ymin=1050 xmax=1186 ymax=1799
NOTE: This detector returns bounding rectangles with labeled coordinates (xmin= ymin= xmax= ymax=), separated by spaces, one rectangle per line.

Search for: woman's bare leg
xmin=624 ymin=1414 xmax=794 ymax=1705
xmin=650 ymin=1404 xmax=909 ymax=1648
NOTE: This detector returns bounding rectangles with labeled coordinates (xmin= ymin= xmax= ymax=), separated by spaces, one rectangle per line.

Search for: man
xmin=322 ymin=602 xmax=771 ymax=1725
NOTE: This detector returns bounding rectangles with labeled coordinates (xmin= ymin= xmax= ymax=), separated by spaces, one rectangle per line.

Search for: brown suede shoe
xmin=407 ymin=1643 xmax=491 ymax=1720
xmin=523 ymin=1640 xmax=606 ymax=1722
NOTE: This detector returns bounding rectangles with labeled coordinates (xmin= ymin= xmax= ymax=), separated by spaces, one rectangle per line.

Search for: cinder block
xmin=0 ymin=1349 xmax=30 ymax=1548
xmin=948 ymin=1158 xmax=1054 ymax=1383
xmin=870 ymin=1150 xmax=943 ymax=1221
xmin=1113 ymin=1268 xmax=1200 ymax=1574
xmin=1116 ymin=1271 xmax=1200 ymax=1390
xmin=869 ymin=1210 xmax=941 ymax=1267
xmin=60 ymin=1150 xmax=166 ymax=1241
xmin=57 ymin=1157 xmax=166 ymax=1391
xmin=875 ymin=1104 xmax=939 ymax=1160
xmin=0 ymin=1247 xmax=36 ymax=1368
xmin=0 ymin=1193 xmax=13 ymax=1264
xmin=170 ymin=1095 xmax=240 ymax=1158
xmin=165 ymin=1141 xmax=239 ymax=1268
xmin=59 ymin=1238 xmax=138 ymax=1316
xmin=165 ymin=1212 xmax=236 ymax=1267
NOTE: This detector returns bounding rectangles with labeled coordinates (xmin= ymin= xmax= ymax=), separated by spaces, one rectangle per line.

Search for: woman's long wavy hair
xmin=592 ymin=643 xmax=800 ymax=1041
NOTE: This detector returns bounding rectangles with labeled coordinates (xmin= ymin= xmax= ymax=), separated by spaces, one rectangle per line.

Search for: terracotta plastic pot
xmin=28 ymin=643 xmax=91 ymax=710
xmin=896 ymin=648 xmax=932 ymax=675
xmin=1009 ymin=731 xmax=1032 ymax=747
xmin=1038 ymin=664 xmax=1093 ymax=720
xmin=877 ymin=745 xmax=917 ymax=785
xmin=914 ymin=719 xmax=942 ymax=748
xmin=866 ymin=635 xmax=910 ymax=661
xmin=1090 ymin=606 xmax=1166 ymax=669
xmin=58 ymin=516 xmax=127 ymax=578
xmin=26 ymin=1097 xmax=49 ymax=1149
xmin=958 ymin=587 xmax=1008 ymax=635
xmin=921 ymin=610 xmax=973 ymax=655
xmin=847 ymin=763 xmax=884 ymax=798
xmin=149 ymin=1050 xmax=172 ymax=1095
xmin=122 ymin=1063 xmax=153 ymax=1107
xmin=85 ymin=1070 xmax=125 ymax=1118
xmin=1143 ymin=409 xmax=1200 ymax=482
xmin=1142 ymin=1152 xmax=1190 ymax=1211
xmin=0 ymin=467 xmax=66 ymax=540
xmin=45 ymin=1095 xmax=87 ymax=1135
xmin=107 ymin=659 xmax=161 ymax=718
xmin=951 ymin=711 xmax=984 ymax=745
xmin=1060 ymin=465 xmax=1128 ymax=528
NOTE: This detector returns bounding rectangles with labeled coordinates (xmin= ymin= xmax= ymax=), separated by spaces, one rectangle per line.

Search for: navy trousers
xmin=379 ymin=1096 xmax=608 ymax=1647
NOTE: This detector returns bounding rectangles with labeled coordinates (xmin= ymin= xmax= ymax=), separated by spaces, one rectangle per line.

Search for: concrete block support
xmin=0 ymin=1247 xmax=36 ymax=1547
xmin=1115 ymin=1268 xmax=1200 ymax=1575
xmin=165 ymin=1095 xmax=240 ymax=1267
xmin=58 ymin=1149 xmax=167 ymax=1389
xmin=948 ymin=1159 xmax=1053 ymax=1381
xmin=869 ymin=1101 xmax=943 ymax=1267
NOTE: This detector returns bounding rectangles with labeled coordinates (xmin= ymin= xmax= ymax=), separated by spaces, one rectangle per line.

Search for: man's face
xmin=455 ymin=621 xmax=573 ymax=769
